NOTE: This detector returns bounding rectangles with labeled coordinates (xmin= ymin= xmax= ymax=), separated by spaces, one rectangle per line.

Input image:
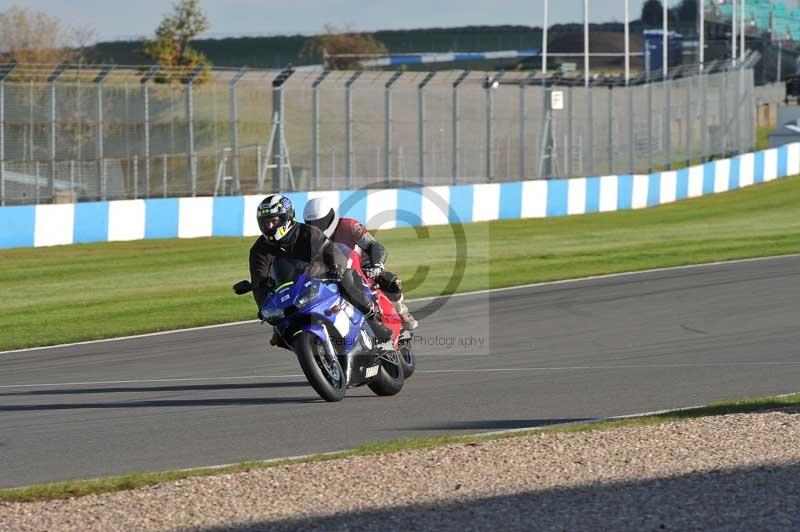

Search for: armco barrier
xmin=1 ymin=144 xmax=798 ymax=251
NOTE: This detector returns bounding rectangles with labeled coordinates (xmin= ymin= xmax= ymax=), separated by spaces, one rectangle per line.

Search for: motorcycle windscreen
xmin=269 ymin=257 xmax=327 ymax=286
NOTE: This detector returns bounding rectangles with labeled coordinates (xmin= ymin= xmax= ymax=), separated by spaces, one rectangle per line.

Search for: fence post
xmin=162 ymin=153 xmax=168 ymax=198
xmin=486 ymin=78 xmax=493 ymax=180
xmin=28 ymin=81 xmax=33 ymax=163
xmin=229 ymin=67 xmax=247 ymax=196
xmin=607 ymin=83 xmax=614 ymax=175
xmin=686 ymin=75 xmax=693 ymax=167
xmin=519 ymin=72 xmax=538 ymax=180
xmin=344 ymin=70 xmax=362 ymax=189
xmin=539 ymin=82 xmax=552 ymax=178
xmin=567 ymin=85 xmax=574 ymax=176
xmin=48 ymin=64 xmax=68 ymax=203
xmin=720 ymin=68 xmax=728 ymax=156
xmin=665 ymin=76 xmax=672 ymax=170
xmin=452 ymin=70 xmax=469 ymax=185
xmin=418 ymin=71 xmax=436 ymax=184
xmin=585 ymin=84 xmax=594 ymax=177
xmin=312 ymin=70 xmax=330 ymax=189
xmin=627 ymin=81 xmax=634 ymax=173
xmin=184 ymin=65 xmax=204 ymax=197
xmin=736 ymin=64 xmax=744 ymax=154
xmin=95 ymin=66 xmax=114 ymax=201
xmin=383 ymin=71 xmax=402 ymax=185
xmin=133 ymin=155 xmax=138 ymax=198
xmin=256 ymin=145 xmax=263 ymax=190
xmin=484 ymin=72 xmax=504 ymax=181
xmin=700 ymin=70 xmax=708 ymax=162
xmin=647 ymin=75 xmax=653 ymax=172
xmin=124 ymin=82 xmax=131 ymax=196
xmin=141 ymin=65 xmax=159 ymax=199
xmin=0 ymin=62 xmax=14 ymax=206
xmin=272 ymin=68 xmax=294 ymax=191
xmin=0 ymin=80 xmax=5 ymax=206
xmin=520 ymin=79 xmax=526 ymax=180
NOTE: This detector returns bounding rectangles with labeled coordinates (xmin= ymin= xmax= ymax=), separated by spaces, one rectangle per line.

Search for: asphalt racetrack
xmin=2 ymin=255 xmax=799 ymax=488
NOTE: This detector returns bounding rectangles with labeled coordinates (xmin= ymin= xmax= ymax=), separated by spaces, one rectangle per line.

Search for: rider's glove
xmin=364 ymin=262 xmax=384 ymax=279
xmin=232 ymin=280 xmax=252 ymax=295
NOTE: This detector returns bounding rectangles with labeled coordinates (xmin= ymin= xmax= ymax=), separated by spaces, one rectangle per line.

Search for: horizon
xmin=7 ymin=0 xmax=658 ymax=43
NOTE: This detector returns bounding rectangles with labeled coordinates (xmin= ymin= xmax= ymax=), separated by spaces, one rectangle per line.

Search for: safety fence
xmin=0 ymin=61 xmax=758 ymax=206
xmin=1 ymin=143 xmax=795 ymax=250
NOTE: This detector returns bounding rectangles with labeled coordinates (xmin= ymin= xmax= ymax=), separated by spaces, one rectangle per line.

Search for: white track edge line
xmin=49 ymin=391 xmax=798 ymax=486
xmin=5 ymin=362 xmax=800 ymax=390
xmin=4 ymin=252 xmax=799 ymax=356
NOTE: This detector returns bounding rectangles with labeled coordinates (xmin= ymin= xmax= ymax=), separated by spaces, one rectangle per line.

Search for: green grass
xmin=757 ymin=125 xmax=775 ymax=150
xmin=2 ymin=174 xmax=800 ymax=352
xmin=1 ymin=391 xmax=797 ymax=503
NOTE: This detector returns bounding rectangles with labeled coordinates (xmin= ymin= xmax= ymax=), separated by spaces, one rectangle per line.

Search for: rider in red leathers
xmin=303 ymin=197 xmax=419 ymax=331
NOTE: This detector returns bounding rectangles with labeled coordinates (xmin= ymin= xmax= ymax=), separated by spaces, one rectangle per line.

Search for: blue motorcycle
xmin=234 ymin=256 xmax=405 ymax=402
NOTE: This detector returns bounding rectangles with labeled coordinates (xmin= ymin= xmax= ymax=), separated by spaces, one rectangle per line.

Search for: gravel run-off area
xmin=2 ymin=408 xmax=799 ymax=531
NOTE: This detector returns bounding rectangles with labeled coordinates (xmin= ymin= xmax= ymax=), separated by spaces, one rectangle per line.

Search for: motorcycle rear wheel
xmin=368 ymin=350 xmax=404 ymax=396
xmin=398 ymin=339 xmax=415 ymax=379
xmin=295 ymin=332 xmax=346 ymax=402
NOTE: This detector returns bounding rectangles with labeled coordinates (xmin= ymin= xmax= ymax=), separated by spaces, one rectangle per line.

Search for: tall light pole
xmin=542 ymin=0 xmax=549 ymax=76
xmin=624 ymin=0 xmax=630 ymax=84
xmin=732 ymin=0 xmax=737 ymax=64
xmin=663 ymin=0 xmax=668 ymax=77
xmin=699 ymin=0 xmax=705 ymax=71
xmin=584 ymin=0 xmax=590 ymax=87
xmin=740 ymin=0 xmax=746 ymax=62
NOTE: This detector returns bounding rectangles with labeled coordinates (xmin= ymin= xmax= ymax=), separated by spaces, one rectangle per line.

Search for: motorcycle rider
xmin=242 ymin=193 xmax=393 ymax=343
xmin=303 ymin=196 xmax=418 ymax=330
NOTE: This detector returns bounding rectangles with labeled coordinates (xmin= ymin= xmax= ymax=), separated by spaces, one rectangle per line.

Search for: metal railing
xmin=0 ymin=59 xmax=758 ymax=205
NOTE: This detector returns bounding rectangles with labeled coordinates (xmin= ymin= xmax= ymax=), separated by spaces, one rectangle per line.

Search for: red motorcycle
xmin=345 ymin=246 xmax=415 ymax=379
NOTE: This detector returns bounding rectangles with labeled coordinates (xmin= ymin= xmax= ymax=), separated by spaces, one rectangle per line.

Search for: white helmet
xmin=303 ymin=196 xmax=339 ymax=238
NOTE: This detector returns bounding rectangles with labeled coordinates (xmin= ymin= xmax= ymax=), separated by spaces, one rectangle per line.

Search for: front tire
xmin=367 ymin=350 xmax=404 ymax=396
xmin=295 ymin=332 xmax=346 ymax=402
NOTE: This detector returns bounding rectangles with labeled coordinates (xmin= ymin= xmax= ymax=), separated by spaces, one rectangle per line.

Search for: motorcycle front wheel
xmin=295 ymin=332 xmax=346 ymax=402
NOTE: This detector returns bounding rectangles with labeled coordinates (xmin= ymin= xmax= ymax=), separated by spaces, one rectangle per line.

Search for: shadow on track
xmin=0 ymin=396 xmax=323 ymax=411
xmin=0 ymin=381 xmax=309 ymax=397
xmin=200 ymin=463 xmax=800 ymax=532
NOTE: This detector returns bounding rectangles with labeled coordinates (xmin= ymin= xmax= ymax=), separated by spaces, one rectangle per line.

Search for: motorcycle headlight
xmin=295 ymin=284 xmax=320 ymax=309
xmin=260 ymin=305 xmax=284 ymax=324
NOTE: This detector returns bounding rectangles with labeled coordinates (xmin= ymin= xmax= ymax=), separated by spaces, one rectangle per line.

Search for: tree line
xmin=0 ymin=0 xmax=702 ymax=81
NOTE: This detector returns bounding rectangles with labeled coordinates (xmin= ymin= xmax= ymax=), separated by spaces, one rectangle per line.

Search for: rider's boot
xmin=394 ymin=296 xmax=418 ymax=330
xmin=364 ymin=303 xmax=393 ymax=344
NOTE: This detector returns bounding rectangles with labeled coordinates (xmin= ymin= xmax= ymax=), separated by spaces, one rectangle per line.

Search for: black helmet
xmin=256 ymin=194 xmax=296 ymax=241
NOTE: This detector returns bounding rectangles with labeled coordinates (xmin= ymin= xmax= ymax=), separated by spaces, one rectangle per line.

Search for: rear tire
xmin=367 ymin=350 xmax=404 ymax=396
xmin=295 ymin=332 xmax=346 ymax=402
xmin=398 ymin=340 xmax=415 ymax=379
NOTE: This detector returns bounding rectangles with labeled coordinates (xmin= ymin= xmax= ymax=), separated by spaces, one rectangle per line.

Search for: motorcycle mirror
xmin=233 ymin=280 xmax=253 ymax=295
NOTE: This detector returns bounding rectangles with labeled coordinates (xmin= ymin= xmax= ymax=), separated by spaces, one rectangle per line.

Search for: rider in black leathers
xmin=243 ymin=193 xmax=392 ymax=343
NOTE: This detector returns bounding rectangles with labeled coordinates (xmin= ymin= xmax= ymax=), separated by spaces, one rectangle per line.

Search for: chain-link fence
xmin=0 ymin=61 xmax=757 ymax=205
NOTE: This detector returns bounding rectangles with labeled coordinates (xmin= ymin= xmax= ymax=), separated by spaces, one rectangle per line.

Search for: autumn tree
xmin=640 ymin=0 xmax=664 ymax=27
xmin=676 ymin=0 xmax=699 ymax=24
xmin=143 ymin=0 xmax=210 ymax=80
xmin=302 ymin=25 xmax=388 ymax=70
xmin=0 ymin=5 xmax=96 ymax=79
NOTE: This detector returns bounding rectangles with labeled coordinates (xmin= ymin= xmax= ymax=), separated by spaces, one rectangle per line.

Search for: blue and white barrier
xmin=1 ymin=144 xmax=798 ymax=250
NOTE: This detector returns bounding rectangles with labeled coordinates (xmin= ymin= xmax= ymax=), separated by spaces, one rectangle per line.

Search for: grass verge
xmin=1 ymin=390 xmax=797 ymax=503
xmin=2 ymin=174 xmax=800 ymax=351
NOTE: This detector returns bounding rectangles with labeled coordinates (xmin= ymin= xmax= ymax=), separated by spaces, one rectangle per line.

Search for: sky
xmin=3 ymin=0 xmax=665 ymax=42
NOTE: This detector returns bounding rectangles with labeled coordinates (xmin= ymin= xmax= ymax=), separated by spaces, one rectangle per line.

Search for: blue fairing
xmin=260 ymin=272 xmax=368 ymax=361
